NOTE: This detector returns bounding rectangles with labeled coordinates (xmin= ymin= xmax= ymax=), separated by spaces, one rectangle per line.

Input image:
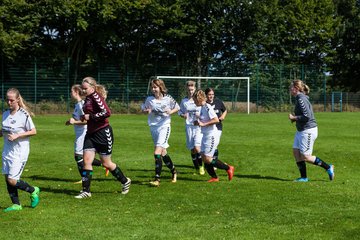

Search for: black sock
xmin=313 ymin=157 xmax=330 ymax=170
xmin=6 ymin=181 xmax=20 ymax=205
xmin=92 ymin=158 xmax=102 ymax=167
xmin=81 ymin=169 xmax=93 ymax=192
xmin=154 ymin=154 xmax=162 ymax=180
xmin=205 ymin=163 xmax=217 ymax=178
xmin=191 ymin=153 xmax=199 ymax=169
xmin=197 ymin=153 xmax=203 ymax=167
xmin=75 ymin=155 xmax=84 ymax=176
xmin=162 ymin=154 xmax=176 ymax=174
xmin=110 ymin=165 xmax=127 ymax=184
xmin=296 ymin=161 xmax=307 ymax=178
xmin=211 ymin=159 xmax=229 ymax=171
xmin=15 ymin=180 xmax=35 ymax=193
xmin=213 ymin=149 xmax=219 ymax=160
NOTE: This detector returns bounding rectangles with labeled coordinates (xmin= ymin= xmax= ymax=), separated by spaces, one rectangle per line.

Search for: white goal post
xmin=151 ymin=76 xmax=251 ymax=114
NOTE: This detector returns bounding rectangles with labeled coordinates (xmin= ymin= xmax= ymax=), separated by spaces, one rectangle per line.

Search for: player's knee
xmin=6 ymin=177 xmax=17 ymax=186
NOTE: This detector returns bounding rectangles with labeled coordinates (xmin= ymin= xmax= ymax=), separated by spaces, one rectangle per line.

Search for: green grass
xmin=0 ymin=112 xmax=359 ymax=239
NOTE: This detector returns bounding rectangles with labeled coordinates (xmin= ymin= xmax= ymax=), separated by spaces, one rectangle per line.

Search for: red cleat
xmin=227 ymin=165 xmax=235 ymax=181
xmin=207 ymin=177 xmax=219 ymax=183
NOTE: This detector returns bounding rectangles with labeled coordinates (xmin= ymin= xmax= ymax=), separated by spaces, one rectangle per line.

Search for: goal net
xmin=147 ymin=76 xmax=251 ymax=114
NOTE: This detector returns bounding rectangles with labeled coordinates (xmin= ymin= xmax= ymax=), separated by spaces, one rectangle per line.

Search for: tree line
xmin=1 ymin=0 xmax=359 ymax=91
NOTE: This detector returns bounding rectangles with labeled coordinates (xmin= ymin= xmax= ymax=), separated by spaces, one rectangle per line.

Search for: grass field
xmin=0 ymin=112 xmax=359 ymax=239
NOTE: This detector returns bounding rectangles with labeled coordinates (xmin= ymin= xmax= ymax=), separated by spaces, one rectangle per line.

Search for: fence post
xmin=67 ymin=57 xmax=70 ymax=113
xmin=1 ymin=55 xmax=4 ymax=112
xmin=34 ymin=57 xmax=37 ymax=114
xmin=126 ymin=68 xmax=129 ymax=113
xmin=323 ymin=73 xmax=327 ymax=112
xmin=256 ymin=64 xmax=259 ymax=113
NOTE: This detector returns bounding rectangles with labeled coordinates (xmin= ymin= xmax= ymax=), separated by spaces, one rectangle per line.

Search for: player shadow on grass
xmin=237 ymin=174 xmax=291 ymax=181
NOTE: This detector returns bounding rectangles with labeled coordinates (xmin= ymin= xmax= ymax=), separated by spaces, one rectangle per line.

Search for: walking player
xmin=75 ymin=77 xmax=131 ymax=198
xmin=289 ymin=79 xmax=334 ymax=182
xmin=192 ymin=89 xmax=234 ymax=182
xmin=178 ymin=80 xmax=204 ymax=175
xmin=142 ymin=79 xmax=180 ymax=187
xmin=1 ymin=88 xmax=40 ymax=212
xmin=65 ymin=84 xmax=108 ymax=183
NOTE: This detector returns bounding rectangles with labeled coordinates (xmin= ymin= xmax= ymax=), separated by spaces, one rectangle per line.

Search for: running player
xmin=75 ymin=77 xmax=131 ymax=198
xmin=289 ymin=79 xmax=334 ymax=182
xmin=192 ymin=89 xmax=234 ymax=182
xmin=205 ymin=88 xmax=227 ymax=163
xmin=142 ymin=79 xmax=180 ymax=187
xmin=1 ymin=88 xmax=40 ymax=212
xmin=65 ymin=84 xmax=108 ymax=184
xmin=178 ymin=80 xmax=204 ymax=175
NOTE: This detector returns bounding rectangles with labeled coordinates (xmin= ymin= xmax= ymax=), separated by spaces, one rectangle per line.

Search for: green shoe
xmin=4 ymin=204 xmax=22 ymax=212
xmin=30 ymin=187 xmax=40 ymax=208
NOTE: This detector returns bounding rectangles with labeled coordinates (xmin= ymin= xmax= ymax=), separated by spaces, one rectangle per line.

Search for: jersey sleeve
xmin=142 ymin=96 xmax=152 ymax=111
xmin=208 ymin=105 xmax=218 ymax=120
xmin=90 ymin=93 xmax=111 ymax=121
xmin=169 ymin=96 xmax=180 ymax=111
xmin=296 ymin=96 xmax=310 ymax=122
xmin=220 ymin=100 xmax=227 ymax=112
xmin=178 ymin=99 xmax=186 ymax=116
xmin=25 ymin=115 xmax=36 ymax=131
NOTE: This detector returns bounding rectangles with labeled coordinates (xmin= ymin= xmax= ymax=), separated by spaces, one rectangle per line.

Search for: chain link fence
xmin=1 ymin=57 xmax=359 ymax=114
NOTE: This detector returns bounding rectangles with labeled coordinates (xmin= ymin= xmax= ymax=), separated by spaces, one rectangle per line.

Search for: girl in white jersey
xmin=142 ymin=79 xmax=180 ymax=187
xmin=65 ymin=84 xmax=108 ymax=183
xmin=192 ymin=89 xmax=234 ymax=182
xmin=1 ymin=88 xmax=40 ymax=212
xmin=178 ymin=81 xmax=204 ymax=175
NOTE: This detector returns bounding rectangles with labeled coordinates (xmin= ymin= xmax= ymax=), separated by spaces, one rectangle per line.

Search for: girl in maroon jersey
xmin=75 ymin=77 xmax=131 ymax=198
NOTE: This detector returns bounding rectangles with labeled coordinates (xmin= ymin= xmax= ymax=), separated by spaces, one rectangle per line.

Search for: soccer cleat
xmin=105 ymin=168 xmax=109 ymax=177
xmin=199 ymin=166 xmax=205 ymax=175
xmin=207 ymin=177 xmax=219 ymax=183
xmin=327 ymin=164 xmax=335 ymax=181
xmin=149 ymin=179 xmax=160 ymax=187
xmin=294 ymin=177 xmax=309 ymax=182
xmin=75 ymin=191 xmax=92 ymax=199
xmin=30 ymin=187 xmax=40 ymax=208
xmin=3 ymin=204 xmax=22 ymax=213
xmin=74 ymin=180 xmax=82 ymax=184
xmin=227 ymin=165 xmax=235 ymax=181
xmin=121 ymin=178 xmax=131 ymax=194
xmin=171 ymin=170 xmax=177 ymax=183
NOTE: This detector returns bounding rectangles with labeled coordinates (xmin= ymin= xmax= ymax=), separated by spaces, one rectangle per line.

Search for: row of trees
xmin=1 ymin=0 xmax=359 ymax=90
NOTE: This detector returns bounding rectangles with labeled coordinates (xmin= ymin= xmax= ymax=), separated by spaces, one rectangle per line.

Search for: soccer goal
xmin=148 ymin=76 xmax=251 ymax=114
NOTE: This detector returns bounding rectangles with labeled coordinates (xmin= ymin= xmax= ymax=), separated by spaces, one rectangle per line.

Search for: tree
xmin=331 ymin=0 xmax=360 ymax=91
xmin=0 ymin=0 xmax=40 ymax=59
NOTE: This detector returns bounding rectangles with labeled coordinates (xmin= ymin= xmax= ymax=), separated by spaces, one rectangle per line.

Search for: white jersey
xmin=72 ymin=100 xmax=87 ymax=138
xmin=72 ymin=100 xmax=87 ymax=155
xmin=178 ymin=97 xmax=201 ymax=125
xmin=199 ymin=103 xmax=217 ymax=135
xmin=1 ymin=108 xmax=35 ymax=161
xmin=142 ymin=94 xmax=180 ymax=127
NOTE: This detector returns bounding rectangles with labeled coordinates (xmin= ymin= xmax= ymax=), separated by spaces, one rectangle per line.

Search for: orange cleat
xmin=105 ymin=168 xmax=109 ymax=177
xmin=227 ymin=165 xmax=235 ymax=181
xmin=207 ymin=177 xmax=219 ymax=183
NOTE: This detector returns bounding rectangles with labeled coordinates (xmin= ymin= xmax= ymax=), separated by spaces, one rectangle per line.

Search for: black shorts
xmin=83 ymin=126 xmax=114 ymax=156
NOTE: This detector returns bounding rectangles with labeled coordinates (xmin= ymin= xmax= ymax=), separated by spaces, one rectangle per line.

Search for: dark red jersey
xmin=82 ymin=91 xmax=111 ymax=134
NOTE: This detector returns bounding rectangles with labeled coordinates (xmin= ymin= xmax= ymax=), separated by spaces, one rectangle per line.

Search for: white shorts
xmin=150 ymin=124 xmax=171 ymax=149
xmin=201 ymin=132 xmax=220 ymax=157
xmin=185 ymin=125 xmax=202 ymax=150
xmin=215 ymin=129 xmax=222 ymax=147
xmin=2 ymin=156 xmax=27 ymax=180
xmin=74 ymin=133 xmax=85 ymax=155
xmin=293 ymin=127 xmax=318 ymax=156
